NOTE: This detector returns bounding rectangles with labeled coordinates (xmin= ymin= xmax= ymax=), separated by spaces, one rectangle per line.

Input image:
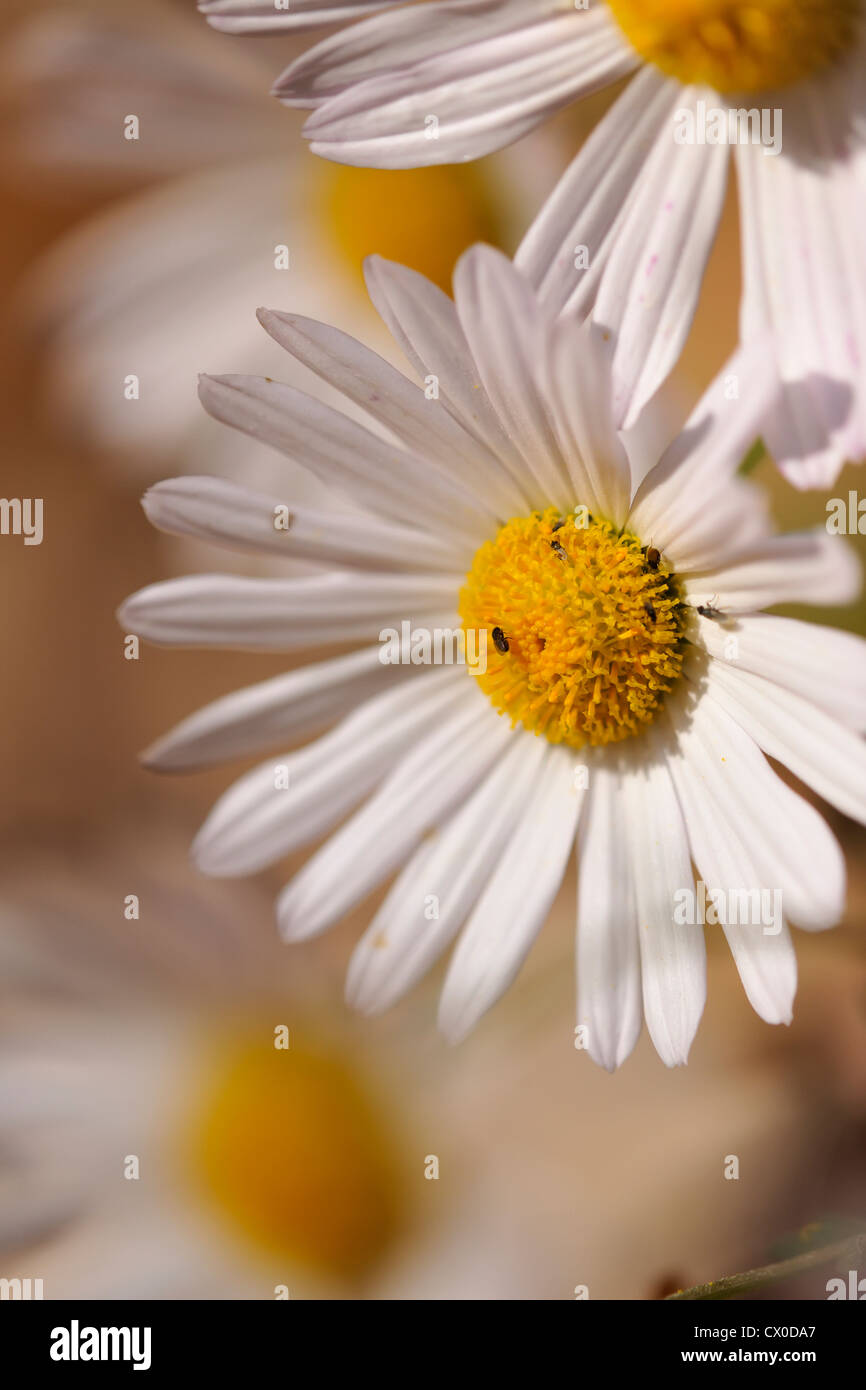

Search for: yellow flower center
xmin=318 ymin=163 xmax=501 ymax=294
xmin=459 ymin=508 xmax=686 ymax=749
xmin=606 ymin=0 xmax=859 ymax=91
xmin=183 ymin=1026 xmax=401 ymax=1281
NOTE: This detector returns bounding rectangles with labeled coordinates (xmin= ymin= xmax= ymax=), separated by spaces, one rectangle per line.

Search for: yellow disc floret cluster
xmin=459 ymin=507 xmax=687 ymax=750
xmin=606 ymin=0 xmax=858 ymax=92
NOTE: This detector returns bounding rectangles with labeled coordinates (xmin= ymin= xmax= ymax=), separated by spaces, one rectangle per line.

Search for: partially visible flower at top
xmin=199 ymin=0 xmax=866 ymax=488
xmin=3 ymin=4 xmax=562 ymax=490
xmin=120 ymin=242 xmax=866 ymax=1071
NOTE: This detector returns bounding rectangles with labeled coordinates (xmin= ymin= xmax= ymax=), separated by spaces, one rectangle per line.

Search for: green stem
xmin=665 ymin=1234 xmax=866 ymax=1301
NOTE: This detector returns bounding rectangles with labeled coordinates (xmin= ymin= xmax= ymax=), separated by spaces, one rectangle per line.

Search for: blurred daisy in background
xmin=0 ymin=829 xmax=514 ymax=1298
xmin=3 ymin=827 xmax=864 ymax=1299
xmin=120 ymin=243 xmax=866 ymax=1071
xmin=200 ymin=0 xmax=866 ymax=487
xmin=0 ymin=0 xmax=570 ymax=497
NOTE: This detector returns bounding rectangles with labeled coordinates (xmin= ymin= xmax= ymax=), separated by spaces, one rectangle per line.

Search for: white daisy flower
xmin=120 ymin=245 xmax=866 ymax=1071
xmin=200 ymin=0 xmax=866 ymax=486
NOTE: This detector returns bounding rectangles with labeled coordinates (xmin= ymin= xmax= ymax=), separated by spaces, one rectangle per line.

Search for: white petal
xmin=544 ymin=315 xmax=633 ymax=526
xmin=592 ymin=86 xmax=729 ymax=429
xmin=702 ymin=659 xmax=866 ymax=827
xmin=200 ymin=0 xmax=394 ymax=34
xmin=518 ymin=73 xmax=728 ymax=428
xmin=452 ymin=246 xmax=573 ymax=510
xmin=294 ymin=4 xmax=634 ymax=164
xmin=623 ymin=744 xmax=706 ymax=1067
xmin=197 ymin=372 xmax=495 ymax=542
xmin=695 ymin=613 xmax=866 ymax=731
xmin=575 ymin=758 xmax=642 ymax=1071
xmin=518 ymin=68 xmax=674 ymax=310
xmin=118 ymin=571 xmax=458 ymax=649
xmin=684 ymin=531 xmax=860 ymax=612
xmin=736 ymin=74 xmax=866 ymax=488
xmin=140 ymin=645 xmax=417 ymax=772
xmin=192 ymin=668 xmax=465 ymax=875
xmin=363 ymin=254 xmax=534 ymax=502
xmin=345 ymin=730 xmax=546 ymax=1015
xmin=276 ymin=685 xmax=508 ymax=939
xmin=276 ymin=0 xmax=569 ymax=104
xmin=671 ymin=690 xmax=845 ymax=932
xmin=619 ymin=385 xmax=684 ymax=493
xmin=628 ymin=341 xmax=777 ymax=571
xmin=667 ymin=709 xmax=798 ymax=1024
xmin=142 ymin=476 xmax=464 ymax=573
xmin=255 ymin=309 xmax=512 ymax=510
xmin=438 ymin=743 xmax=583 ymax=1042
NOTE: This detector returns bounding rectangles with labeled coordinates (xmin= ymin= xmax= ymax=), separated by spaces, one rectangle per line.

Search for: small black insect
xmin=696 ymin=604 xmax=724 ymax=620
xmin=551 ymin=518 xmax=566 ymax=532
xmin=492 ymin=626 xmax=510 ymax=654
xmin=646 ymin=546 xmax=661 ymax=571
xmin=644 ymin=601 xmax=657 ymax=624
xmin=550 ymin=539 xmax=568 ymax=560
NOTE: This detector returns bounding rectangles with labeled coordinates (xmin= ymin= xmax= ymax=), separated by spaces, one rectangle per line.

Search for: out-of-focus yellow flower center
xmin=185 ymin=1027 xmax=400 ymax=1280
xmin=459 ymin=507 xmax=686 ymax=749
xmin=319 ymin=164 xmax=500 ymax=293
xmin=607 ymin=0 xmax=858 ymax=91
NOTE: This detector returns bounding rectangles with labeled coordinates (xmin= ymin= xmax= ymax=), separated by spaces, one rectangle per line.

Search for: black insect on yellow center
xmin=459 ymin=507 xmax=688 ymax=749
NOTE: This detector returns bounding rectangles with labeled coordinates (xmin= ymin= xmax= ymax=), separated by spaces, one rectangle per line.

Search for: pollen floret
xmin=606 ymin=0 xmax=858 ymax=92
xmin=459 ymin=507 xmax=687 ymax=750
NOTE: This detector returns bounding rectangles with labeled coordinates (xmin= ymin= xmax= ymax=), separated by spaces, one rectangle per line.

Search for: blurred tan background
xmin=0 ymin=0 xmax=864 ymax=1300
